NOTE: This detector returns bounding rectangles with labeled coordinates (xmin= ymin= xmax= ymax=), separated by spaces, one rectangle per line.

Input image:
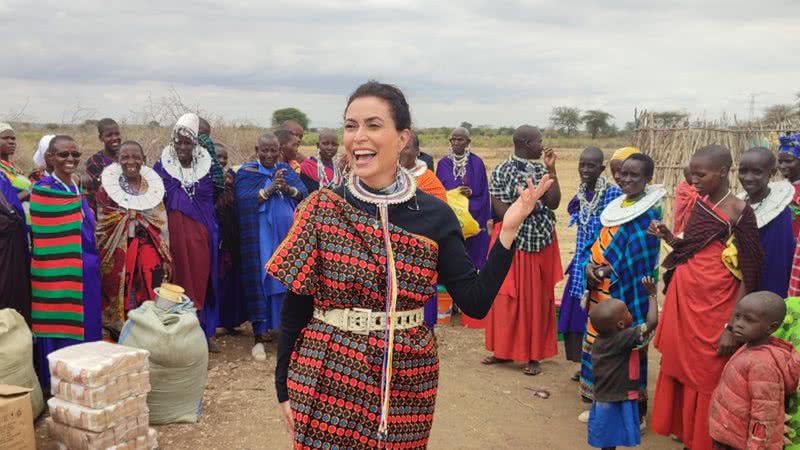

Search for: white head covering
xmin=33 ymin=134 xmax=56 ymax=168
xmin=0 ymin=123 xmax=13 ymax=134
xmin=173 ymin=113 xmax=199 ymax=141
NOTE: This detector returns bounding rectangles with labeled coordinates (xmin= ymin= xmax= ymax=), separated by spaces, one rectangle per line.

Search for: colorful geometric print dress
xmin=269 ymin=189 xmax=438 ymax=449
xmin=271 ymin=187 xmax=514 ymax=450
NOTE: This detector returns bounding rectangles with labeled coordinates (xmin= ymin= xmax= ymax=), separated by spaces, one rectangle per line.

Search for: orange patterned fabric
xmin=415 ymin=170 xmax=448 ymax=203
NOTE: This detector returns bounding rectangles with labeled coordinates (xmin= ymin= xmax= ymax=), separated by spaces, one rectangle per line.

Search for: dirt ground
xmin=34 ymin=148 xmax=680 ymax=449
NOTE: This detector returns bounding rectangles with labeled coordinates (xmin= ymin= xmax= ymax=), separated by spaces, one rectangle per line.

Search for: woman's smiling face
xmin=343 ymin=96 xmax=409 ymax=188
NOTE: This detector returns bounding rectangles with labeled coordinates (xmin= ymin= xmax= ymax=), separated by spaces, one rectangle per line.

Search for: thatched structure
xmin=632 ymin=111 xmax=799 ymax=226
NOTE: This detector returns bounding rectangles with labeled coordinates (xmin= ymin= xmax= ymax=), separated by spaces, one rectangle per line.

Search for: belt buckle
xmin=349 ymin=308 xmax=373 ymax=335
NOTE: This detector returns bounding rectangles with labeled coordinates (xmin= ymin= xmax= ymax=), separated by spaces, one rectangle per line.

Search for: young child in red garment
xmin=587 ymin=277 xmax=658 ymax=449
xmin=709 ymin=291 xmax=800 ymax=450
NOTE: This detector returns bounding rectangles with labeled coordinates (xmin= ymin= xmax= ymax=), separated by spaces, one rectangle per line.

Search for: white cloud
xmin=2 ymin=0 xmax=798 ymax=127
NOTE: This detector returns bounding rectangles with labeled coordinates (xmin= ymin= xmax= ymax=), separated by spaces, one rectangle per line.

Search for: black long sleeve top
xmin=275 ymin=186 xmax=515 ymax=402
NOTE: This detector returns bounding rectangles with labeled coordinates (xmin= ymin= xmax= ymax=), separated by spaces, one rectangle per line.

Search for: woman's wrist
xmin=498 ymin=225 xmax=517 ymax=249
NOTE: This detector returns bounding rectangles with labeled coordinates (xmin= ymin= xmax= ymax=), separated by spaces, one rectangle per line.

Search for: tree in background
xmin=581 ymin=110 xmax=614 ymax=139
xmin=459 ymin=121 xmax=473 ymax=131
xmin=549 ymin=106 xmax=582 ymax=136
xmin=763 ymin=104 xmax=798 ymax=125
xmin=272 ymin=107 xmax=310 ymax=130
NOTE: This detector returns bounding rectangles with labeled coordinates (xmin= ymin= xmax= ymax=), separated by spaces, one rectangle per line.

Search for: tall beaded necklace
xmin=448 ymin=147 xmax=471 ymax=182
xmin=345 ymin=167 xmax=416 ymax=438
xmin=577 ymin=176 xmax=609 ymax=225
xmin=316 ymin=154 xmax=342 ymax=189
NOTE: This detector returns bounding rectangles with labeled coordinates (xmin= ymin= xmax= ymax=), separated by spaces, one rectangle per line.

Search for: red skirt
xmin=484 ymin=223 xmax=562 ymax=362
xmin=168 ymin=211 xmax=210 ymax=310
xmin=652 ymin=240 xmax=739 ymax=450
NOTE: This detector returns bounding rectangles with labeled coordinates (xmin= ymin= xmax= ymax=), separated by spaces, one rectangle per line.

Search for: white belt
xmin=313 ymin=307 xmax=425 ymax=335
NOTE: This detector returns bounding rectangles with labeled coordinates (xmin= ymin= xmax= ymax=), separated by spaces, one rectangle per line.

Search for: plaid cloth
xmin=790 ymin=231 xmax=800 ymax=296
xmin=489 ymin=158 xmax=555 ymax=253
xmin=664 ymin=198 xmax=763 ymax=294
xmin=198 ymin=134 xmax=225 ymax=199
xmin=85 ymin=151 xmax=114 ymax=212
xmin=566 ymin=182 xmax=623 ymax=300
xmin=234 ymin=162 xmax=306 ymax=326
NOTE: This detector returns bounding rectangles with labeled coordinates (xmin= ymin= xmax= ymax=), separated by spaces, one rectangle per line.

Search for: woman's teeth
xmin=354 ymin=150 xmax=376 ymax=162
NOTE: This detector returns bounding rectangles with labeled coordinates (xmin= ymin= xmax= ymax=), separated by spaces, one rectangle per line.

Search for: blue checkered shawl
xmin=566 ymin=184 xmax=623 ymax=299
xmin=602 ymin=206 xmax=661 ymax=324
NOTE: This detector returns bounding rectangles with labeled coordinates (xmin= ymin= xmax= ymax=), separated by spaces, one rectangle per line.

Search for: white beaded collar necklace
xmin=345 ymin=167 xmax=417 ymax=206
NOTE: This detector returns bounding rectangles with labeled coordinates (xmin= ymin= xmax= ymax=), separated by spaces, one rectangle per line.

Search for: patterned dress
xmin=269 ymin=190 xmax=438 ymax=448
xmin=271 ymin=187 xmax=514 ymax=449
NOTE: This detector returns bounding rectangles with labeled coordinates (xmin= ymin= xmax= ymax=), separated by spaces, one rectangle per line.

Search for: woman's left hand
xmin=498 ymin=175 xmax=553 ymax=248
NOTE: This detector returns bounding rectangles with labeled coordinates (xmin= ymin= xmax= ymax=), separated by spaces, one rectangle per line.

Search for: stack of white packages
xmin=45 ymin=341 xmax=159 ymax=450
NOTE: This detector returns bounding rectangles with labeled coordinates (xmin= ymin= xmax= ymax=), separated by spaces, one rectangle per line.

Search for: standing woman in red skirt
xmin=270 ymin=81 xmax=553 ymax=449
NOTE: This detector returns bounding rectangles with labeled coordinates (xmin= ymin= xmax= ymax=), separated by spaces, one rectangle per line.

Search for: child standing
xmin=587 ymin=276 xmax=659 ymax=449
xmin=709 ymin=291 xmax=800 ymax=450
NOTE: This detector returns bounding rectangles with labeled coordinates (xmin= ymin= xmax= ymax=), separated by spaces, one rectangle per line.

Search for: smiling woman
xmin=95 ymin=140 xmax=171 ymax=337
xmin=31 ymin=135 xmax=103 ymax=392
xmin=270 ymin=81 xmax=554 ymax=449
xmin=580 ymin=153 xmax=664 ymax=422
xmin=154 ymin=113 xmax=220 ymax=349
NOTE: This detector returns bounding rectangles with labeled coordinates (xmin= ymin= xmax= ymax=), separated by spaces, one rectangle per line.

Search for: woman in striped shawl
xmin=31 ymin=135 xmax=102 ymax=391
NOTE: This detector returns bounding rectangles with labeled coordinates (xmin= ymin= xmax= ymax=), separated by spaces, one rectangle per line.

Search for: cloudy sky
xmin=2 ymin=0 xmax=798 ymax=128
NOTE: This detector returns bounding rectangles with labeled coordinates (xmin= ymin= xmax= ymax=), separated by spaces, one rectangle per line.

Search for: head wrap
xmin=172 ymin=113 xmax=199 ymax=143
xmin=778 ymin=133 xmax=800 ymax=159
xmin=0 ymin=123 xmax=13 ymax=135
xmin=33 ymin=134 xmax=55 ymax=168
xmin=611 ymin=146 xmax=641 ymax=161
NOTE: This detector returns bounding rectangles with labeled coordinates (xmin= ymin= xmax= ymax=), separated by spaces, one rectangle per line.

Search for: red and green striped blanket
xmin=30 ymin=184 xmax=84 ymax=340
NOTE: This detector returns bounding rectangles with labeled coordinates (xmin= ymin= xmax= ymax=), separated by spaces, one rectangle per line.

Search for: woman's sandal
xmin=522 ymin=362 xmax=542 ymax=376
xmin=481 ymin=355 xmax=511 ymax=365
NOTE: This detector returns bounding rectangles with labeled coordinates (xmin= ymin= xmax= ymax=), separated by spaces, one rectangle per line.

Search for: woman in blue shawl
xmin=236 ymin=133 xmax=307 ymax=361
xmin=580 ymin=154 xmax=663 ymax=425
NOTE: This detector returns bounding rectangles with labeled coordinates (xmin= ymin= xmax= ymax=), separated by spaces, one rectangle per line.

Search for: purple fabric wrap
xmin=436 ymin=153 xmax=491 ymax=268
xmin=153 ymin=162 xmax=219 ymax=337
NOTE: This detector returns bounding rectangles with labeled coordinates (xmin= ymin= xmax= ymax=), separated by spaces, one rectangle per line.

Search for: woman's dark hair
xmin=625 ymin=153 xmax=655 ymax=178
xmin=120 ymin=140 xmax=144 ymax=156
xmin=46 ymin=135 xmax=74 ymax=155
xmin=97 ymin=118 xmax=118 ymax=136
xmin=345 ymin=81 xmax=411 ymax=131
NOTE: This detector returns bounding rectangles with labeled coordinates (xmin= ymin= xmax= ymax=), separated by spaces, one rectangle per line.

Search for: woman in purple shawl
xmin=153 ymin=113 xmax=220 ymax=349
xmin=737 ymin=147 xmax=794 ymax=297
xmin=436 ymin=127 xmax=492 ymax=269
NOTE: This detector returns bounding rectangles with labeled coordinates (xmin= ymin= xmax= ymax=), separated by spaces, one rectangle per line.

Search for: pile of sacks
xmin=45 ymin=341 xmax=158 ymax=450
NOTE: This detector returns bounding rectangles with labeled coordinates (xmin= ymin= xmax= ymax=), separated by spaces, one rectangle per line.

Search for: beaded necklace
xmin=345 ymin=167 xmax=416 ymax=438
xmin=577 ymin=176 xmax=608 ymax=225
xmin=317 ymin=154 xmax=342 ymax=189
xmin=448 ymin=148 xmax=471 ymax=181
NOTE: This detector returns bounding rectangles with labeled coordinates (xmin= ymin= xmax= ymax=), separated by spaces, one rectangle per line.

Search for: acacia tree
xmin=272 ymin=107 xmax=310 ymax=130
xmin=763 ymin=104 xmax=798 ymax=125
xmin=549 ymin=107 xmax=582 ymax=136
xmin=582 ymin=110 xmax=614 ymax=139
